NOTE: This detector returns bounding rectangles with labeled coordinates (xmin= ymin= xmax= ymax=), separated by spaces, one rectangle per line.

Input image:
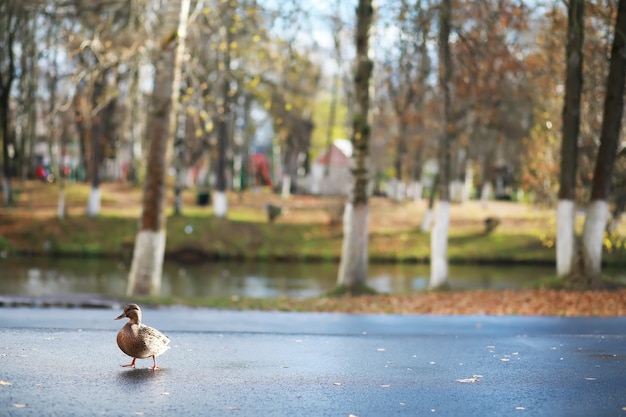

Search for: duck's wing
xmin=138 ymin=324 xmax=171 ymax=356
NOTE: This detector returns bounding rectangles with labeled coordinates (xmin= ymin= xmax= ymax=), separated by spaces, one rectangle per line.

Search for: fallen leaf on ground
xmin=457 ymin=375 xmax=482 ymax=383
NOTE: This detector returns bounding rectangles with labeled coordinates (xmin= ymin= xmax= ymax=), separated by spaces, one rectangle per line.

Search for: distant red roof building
xmin=315 ymin=139 xmax=352 ymax=166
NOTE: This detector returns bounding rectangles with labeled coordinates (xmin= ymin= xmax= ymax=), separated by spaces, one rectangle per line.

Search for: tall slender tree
xmin=213 ymin=11 xmax=234 ymax=218
xmin=127 ymin=0 xmax=190 ymax=296
xmin=580 ymin=0 xmax=626 ymax=284
xmin=17 ymin=11 xmax=38 ymax=184
xmin=557 ymin=0 xmax=584 ymax=278
xmin=323 ymin=13 xmax=343 ymax=182
xmin=336 ymin=0 xmax=374 ymax=293
xmin=429 ymin=0 xmax=453 ymax=288
xmin=43 ymin=15 xmax=66 ymax=218
xmin=0 ymin=0 xmax=21 ymax=205
xmin=385 ymin=0 xmax=431 ymax=202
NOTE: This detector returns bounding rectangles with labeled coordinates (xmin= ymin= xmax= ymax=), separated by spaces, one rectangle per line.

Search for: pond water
xmin=3 ymin=257 xmax=623 ymax=300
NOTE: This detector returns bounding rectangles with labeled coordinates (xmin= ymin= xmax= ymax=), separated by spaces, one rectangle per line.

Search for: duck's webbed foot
xmin=148 ymin=355 xmax=162 ymax=371
xmin=121 ymin=358 xmax=137 ymax=368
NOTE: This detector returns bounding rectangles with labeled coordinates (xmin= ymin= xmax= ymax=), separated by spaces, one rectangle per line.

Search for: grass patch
xmin=133 ymin=295 xmax=308 ymax=312
xmin=530 ymin=274 xmax=626 ymax=291
xmin=326 ymin=283 xmax=378 ymax=297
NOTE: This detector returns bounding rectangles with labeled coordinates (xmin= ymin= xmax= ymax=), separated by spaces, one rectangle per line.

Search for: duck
xmin=115 ymin=303 xmax=170 ymax=370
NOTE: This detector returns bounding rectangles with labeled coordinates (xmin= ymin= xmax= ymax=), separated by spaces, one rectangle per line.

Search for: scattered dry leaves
xmin=302 ymin=289 xmax=626 ymax=316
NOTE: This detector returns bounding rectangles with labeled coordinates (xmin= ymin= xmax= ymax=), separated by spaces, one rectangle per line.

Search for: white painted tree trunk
xmin=213 ymin=190 xmax=228 ymax=218
xmin=581 ymin=200 xmax=609 ymax=278
xmin=87 ymin=186 xmax=100 ymax=216
xmin=2 ymin=177 xmax=10 ymax=205
xmin=429 ymin=201 xmax=450 ymax=288
xmin=396 ymin=181 xmax=406 ymax=202
xmin=409 ymin=181 xmax=423 ymax=202
xmin=387 ymin=178 xmax=397 ymax=200
xmin=232 ymin=154 xmax=242 ymax=191
xmin=450 ymin=180 xmax=463 ymax=203
xmin=420 ymin=207 xmax=433 ymax=232
xmin=481 ymin=182 xmax=492 ymax=208
xmin=556 ymin=199 xmax=575 ymax=276
xmin=337 ymin=202 xmax=369 ymax=287
xmin=57 ymin=190 xmax=66 ymax=219
xmin=126 ymin=230 xmax=166 ymax=296
xmin=388 ymin=179 xmax=405 ymax=202
xmin=281 ymin=174 xmax=291 ymax=199
xmin=462 ymin=164 xmax=474 ymax=203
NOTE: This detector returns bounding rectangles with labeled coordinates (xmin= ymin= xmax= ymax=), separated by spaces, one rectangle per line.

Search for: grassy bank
xmin=1 ymin=181 xmax=625 ymax=267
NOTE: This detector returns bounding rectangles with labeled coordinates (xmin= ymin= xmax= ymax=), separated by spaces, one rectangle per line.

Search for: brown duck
xmin=115 ymin=303 xmax=170 ymax=370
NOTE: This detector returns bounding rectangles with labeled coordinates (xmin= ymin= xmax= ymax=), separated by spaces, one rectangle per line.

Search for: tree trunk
xmin=582 ymin=200 xmax=609 ymax=279
xmin=214 ymin=88 xmax=229 ymax=215
xmin=239 ymin=94 xmax=253 ymax=191
xmin=420 ymin=173 xmax=438 ymax=232
xmin=18 ymin=15 xmax=37 ymax=184
xmin=46 ymin=32 xmax=66 ymax=219
xmin=337 ymin=0 xmax=373 ymax=293
xmin=127 ymin=0 xmax=190 ymax=297
xmin=581 ymin=0 xmax=626 ymax=283
xmin=0 ymin=2 xmax=17 ymax=206
xmin=73 ymin=87 xmax=90 ymax=183
xmin=87 ymin=102 xmax=102 ymax=216
xmin=430 ymin=0 xmax=453 ymax=289
xmin=128 ymin=60 xmax=144 ymax=186
xmin=173 ymin=112 xmax=187 ymax=216
xmin=393 ymin=121 xmax=408 ymax=202
xmin=0 ymin=96 xmax=12 ymax=205
xmin=556 ymin=200 xmax=575 ymax=275
xmin=338 ymin=203 xmax=369 ymax=287
xmin=213 ymin=35 xmax=232 ymax=218
xmin=430 ymin=201 xmax=450 ymax=288
xmin=324 ymin=44 xmax=340 ymax=180
xmin=281 ymin=173 xmax=291 ymax=199
xmin=557 ymin=0 xmax=584 ymax=277
xmin=281 ymin=144 xmax=297 ymax=199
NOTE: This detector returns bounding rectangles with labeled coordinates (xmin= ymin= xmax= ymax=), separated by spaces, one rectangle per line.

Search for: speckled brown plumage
xmin=115 ymin=303 xmax=170 ymax=370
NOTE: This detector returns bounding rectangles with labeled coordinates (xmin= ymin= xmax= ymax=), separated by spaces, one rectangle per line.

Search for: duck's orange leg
xmin=121 ymin=357 xmax=137 ymax=368
xmin=148 ymin=355 xmax=162 ymax=371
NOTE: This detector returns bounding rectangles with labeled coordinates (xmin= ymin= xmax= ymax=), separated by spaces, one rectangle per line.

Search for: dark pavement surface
xmin=1 ymin=307 xmax=626 ymax=416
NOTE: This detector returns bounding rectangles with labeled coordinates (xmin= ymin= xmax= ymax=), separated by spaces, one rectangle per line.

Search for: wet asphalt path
xmin=1 ymin=307 xmax=626 ymax=416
